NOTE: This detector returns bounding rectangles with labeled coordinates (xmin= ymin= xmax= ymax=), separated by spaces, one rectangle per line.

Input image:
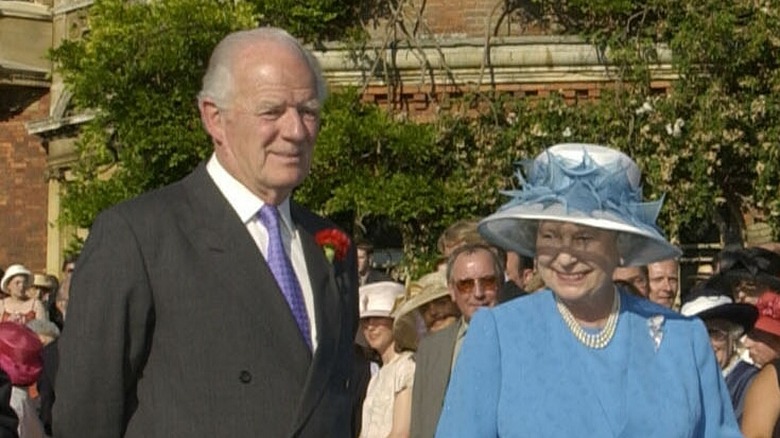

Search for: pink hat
xmin=0 ymin=322 xmax=43 ymax=386
xmin=754 ymin=291 xmax=780 ymax=339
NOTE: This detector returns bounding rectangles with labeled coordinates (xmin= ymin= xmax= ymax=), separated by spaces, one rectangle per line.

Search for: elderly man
xmin=647 ymin=258 xmax=680 ymax=308
xmin=54 ymin=28 xmax=358 ymax=438
xmin=410 ymin=243 xmax=502 ymax=438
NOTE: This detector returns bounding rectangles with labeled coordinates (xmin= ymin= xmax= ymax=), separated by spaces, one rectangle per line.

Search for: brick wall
xmin=0 ymin=88 xmax=50 ymax=273
xmin=372 ymin=0 xmax=547 ymax=39
xmin=361 ymin=80 xmax=673 ymax=120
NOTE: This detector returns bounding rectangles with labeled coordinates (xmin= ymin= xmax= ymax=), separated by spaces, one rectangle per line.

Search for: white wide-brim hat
xmin=359 ymin=281 xmax=405 ymax=319
xmin=479 ymin=144 xmax=681 ymax=266
xmin=1 ymin=264 xmax=32 ymax=293
xmin=681 ymin=291 xmax=757 ymax=336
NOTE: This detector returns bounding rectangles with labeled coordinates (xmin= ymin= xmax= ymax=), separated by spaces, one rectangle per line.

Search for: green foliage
xmin=254 ymin=0 xmax=361 ymax=43
xmin=501 ymin=0 xmax=780 ymax=243
xmin=51 ymin=0 xmax=257 ymax=227
xmin=53 ymin=0 xmax=780 ymax=273
xmin=50 ymin=0 xmax=362 ymax=230
xmin=660 ymin=0 xmax=780 ymax=238
xmin=297 ymin=90 xmax=487 ymax=276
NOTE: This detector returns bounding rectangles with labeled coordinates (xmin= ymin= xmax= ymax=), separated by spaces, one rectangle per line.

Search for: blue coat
xmin=436 ymin=289 xmax=741 ymax=437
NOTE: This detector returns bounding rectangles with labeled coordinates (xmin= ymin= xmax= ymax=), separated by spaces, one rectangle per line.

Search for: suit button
xmin=239 ymin=371 xmax=252 ymax=383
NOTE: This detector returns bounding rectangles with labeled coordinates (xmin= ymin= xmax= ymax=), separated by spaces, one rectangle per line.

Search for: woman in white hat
xmin=358 ymin=281 xmax=414 ymax=438
xmin=436 ymin=144 xmax=740 ymax=437
xmin=680 ymin=279 xmax=759 ymax=423
xmin=0 ymin=265 xmax=46 ymax=325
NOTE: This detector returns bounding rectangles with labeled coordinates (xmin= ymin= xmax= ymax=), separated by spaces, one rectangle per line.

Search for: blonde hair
xmin=437 ymin=219 xmax=485 ymax=256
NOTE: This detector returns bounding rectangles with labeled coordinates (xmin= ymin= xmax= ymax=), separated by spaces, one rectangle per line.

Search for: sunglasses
xmin=454 ymin=276 xmax=498 ymax=295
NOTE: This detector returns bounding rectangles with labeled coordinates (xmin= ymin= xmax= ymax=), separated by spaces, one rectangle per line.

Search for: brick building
xmin=1 ymin=0 xmax=52 ymax=272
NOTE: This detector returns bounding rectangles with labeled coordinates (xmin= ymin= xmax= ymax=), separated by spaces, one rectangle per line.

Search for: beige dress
xmin=360 ymin=351 xmax=415 ymax=438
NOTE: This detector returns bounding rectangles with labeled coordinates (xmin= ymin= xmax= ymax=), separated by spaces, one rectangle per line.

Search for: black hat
xmin=680 ymin=284 xmax=758 ymax=335
xmin=717 ymin=247 xmax=780 ymax=291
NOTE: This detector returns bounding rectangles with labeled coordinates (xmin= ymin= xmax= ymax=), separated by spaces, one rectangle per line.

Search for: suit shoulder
xmin=101 ymin=176 xmax=190 ymax=220
xmin=95 ymin=167 xmax=210 ymax=228
xmin=417 ymin=323 xmax=458 ymax=351
xmin=290 ymin=202 xmax=342 ymax=231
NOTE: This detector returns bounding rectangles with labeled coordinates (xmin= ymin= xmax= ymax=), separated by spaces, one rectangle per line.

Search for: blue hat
xmin=478 ymin=143 xmax=681 ymax=266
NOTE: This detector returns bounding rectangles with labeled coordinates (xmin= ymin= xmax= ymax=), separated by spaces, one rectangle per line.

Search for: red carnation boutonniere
xmin=315 ymin=228 xmax=350 ymax=263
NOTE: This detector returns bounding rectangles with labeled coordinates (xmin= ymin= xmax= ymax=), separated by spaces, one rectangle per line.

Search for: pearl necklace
xmin=555 ymin=290 xmax=620 ymax=349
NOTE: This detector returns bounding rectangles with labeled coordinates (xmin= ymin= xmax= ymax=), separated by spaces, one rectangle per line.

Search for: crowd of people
xmin=3 ymin=25 xmax=780 ymax=438
xmin=350 ymin=145 xmax=780 ymax=437
xmin=0 ymin=256 xmax=75 ymax=437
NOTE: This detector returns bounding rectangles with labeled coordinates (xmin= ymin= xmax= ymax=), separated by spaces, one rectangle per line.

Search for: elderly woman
xmin=680 ymin=280 xmax=759 ymax=423
xmin=436 ymin=144 xmax=740 ymax=436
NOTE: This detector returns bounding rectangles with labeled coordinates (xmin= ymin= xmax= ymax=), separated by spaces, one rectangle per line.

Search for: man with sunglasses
xmin=410 ymin=242 xmax=502 ymax=438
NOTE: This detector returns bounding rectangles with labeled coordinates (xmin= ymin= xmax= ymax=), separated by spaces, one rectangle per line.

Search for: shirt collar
xmin=457 ymin=317 xmax=469 ymax=339
xmin=206 ymin=154 xmax=294 ymax=233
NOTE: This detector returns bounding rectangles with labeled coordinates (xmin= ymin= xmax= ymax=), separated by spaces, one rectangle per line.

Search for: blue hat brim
xmin=478 ymin=202 xmax=682 ymax=266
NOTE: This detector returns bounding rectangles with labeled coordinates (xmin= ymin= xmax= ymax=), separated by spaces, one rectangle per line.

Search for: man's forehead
xmin=453 ymin=252 xmax=494 ymax=273
xmin=649 ymin=260 xmax=678 ymax=274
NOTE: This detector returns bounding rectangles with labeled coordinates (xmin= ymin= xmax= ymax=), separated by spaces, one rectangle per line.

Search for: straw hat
xmin=393 ymin=271 xmax=450 ymax=319
xmin=32 ymin=274 xmax=56 ymax=290
xmin=478 ymin=143 xmax=681 ymax=266
xmin=689 ymin=264 xmax=715 ymax=282
xmin=1 ymin=264 xmax=32 ymax=293
xmin=388 ymin=271 xmax=452 ymax=351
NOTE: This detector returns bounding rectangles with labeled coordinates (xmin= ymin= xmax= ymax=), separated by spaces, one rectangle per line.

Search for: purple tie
xmin=258 ymin=204 xmax=312 ymax=349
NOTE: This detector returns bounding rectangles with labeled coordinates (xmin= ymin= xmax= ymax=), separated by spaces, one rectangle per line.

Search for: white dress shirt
xmin=206 ymin=154 xmax=318 ymax=350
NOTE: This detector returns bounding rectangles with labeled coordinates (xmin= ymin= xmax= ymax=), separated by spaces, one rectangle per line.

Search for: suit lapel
xmin=430 ymin=322 xmax=459 ymax=409
xmin=180 ymin=166 xmax=312 ymax=368
xmin=180 ymin=169 xmax=349 ymax=433
xmin=290 ymin=203 xmax=345 ymax=431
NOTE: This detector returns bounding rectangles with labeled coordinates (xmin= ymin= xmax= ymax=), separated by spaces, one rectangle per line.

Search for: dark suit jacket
xmin=0 ymin=368 xmax=17 ymax=438
xmin=409 ymin=320 xmax=459 ymax=438
xmin=38 ymin=339 xmax=58 ymax=436
xmin=498 ymin=281 xmax=527 ymax=304
xmin=54 ymin=165 xmax=358 ymax=438
xmin=362 ymin=269 xmax=391 ymax=285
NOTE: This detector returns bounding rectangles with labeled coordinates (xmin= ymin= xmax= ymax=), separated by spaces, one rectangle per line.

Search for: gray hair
xmin=197 ymin=27 xmax=327 ymax=108
xmin=446 ymin=242 xmax=505 ymax=287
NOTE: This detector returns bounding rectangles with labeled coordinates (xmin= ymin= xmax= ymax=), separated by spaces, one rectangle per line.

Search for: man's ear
xmin=199 ymin=99 xmax=226 ymax=145
xmin=521 ymin=268 xmax=535 ymax=287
